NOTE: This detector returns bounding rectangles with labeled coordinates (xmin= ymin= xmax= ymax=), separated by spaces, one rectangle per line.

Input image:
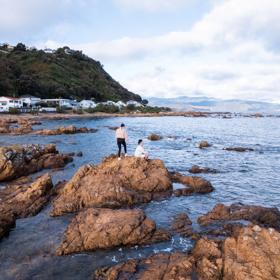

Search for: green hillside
xmin=0 ymin=43 xmax=142 ymax=102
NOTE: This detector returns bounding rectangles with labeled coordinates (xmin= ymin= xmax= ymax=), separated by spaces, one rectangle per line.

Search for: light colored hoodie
xmin=115 ymin=127 xmax=128 ymax=141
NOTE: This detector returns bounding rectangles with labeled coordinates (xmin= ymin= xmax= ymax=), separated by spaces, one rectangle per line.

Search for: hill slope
xmin=0 ymin=44 xmax=142 ymax=102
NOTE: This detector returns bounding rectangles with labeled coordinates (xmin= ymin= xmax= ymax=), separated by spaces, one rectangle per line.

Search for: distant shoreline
xmin=0 ymin=111 xmax=278 ymax=121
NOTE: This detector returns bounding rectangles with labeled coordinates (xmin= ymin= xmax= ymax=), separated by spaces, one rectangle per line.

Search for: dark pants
xmin=117 ymin=138 xmax=127 ymax=157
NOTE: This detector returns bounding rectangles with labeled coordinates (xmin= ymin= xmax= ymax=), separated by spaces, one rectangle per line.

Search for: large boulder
xmin=0 ymin=144 xmax=73 ymax=181
xmin=33 ymin=125 xmax=97 ymax=135
xmin=198 ymin=203 xmax=280 ymax=230
xmin=51 ymin=157 xmax=172 ymax=216
xmin=198 ymin=141 xmax=211 ymax=148
xmin=223 ymin=225 xmax=280 ymax=280
xmin=170 ymin=172 xmax=214 ymax=196
xmin=56 ymin=208 xmax=170 ymax=255
xmin=94 ymin=225 xmax=280 ymax=280
xmin=0 ymin=174 xmax=53 ymax=239
xmin=148 ymin=134 xmax=163 ymax=141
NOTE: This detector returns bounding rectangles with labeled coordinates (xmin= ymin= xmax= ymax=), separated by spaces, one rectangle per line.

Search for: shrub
xmin=8 ymin=107 xmax=20 ymax=114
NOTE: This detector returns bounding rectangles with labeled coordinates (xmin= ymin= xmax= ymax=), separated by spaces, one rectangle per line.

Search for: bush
xmin=72 ymin=108 xmax=84 ymax=114
xmin=56 ymin=106 xmax=67 ymax=114
xmin=8 ymin=107 xmax=20 ymax=114
xmin=93 ymin=104 xmax=120 ymax=113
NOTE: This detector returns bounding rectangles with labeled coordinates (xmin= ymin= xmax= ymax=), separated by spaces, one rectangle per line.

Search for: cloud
xmin=113 ymin=0 xmax=191 ymax=12
xmin=2 ymin=0 xmax=280 ymax=102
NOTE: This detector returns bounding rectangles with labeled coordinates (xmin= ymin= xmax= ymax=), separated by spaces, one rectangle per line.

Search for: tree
xmin=141 ymin=99 xmax=149 ymax=106
xmin=14 ymin=43 xmax=26 ymax=52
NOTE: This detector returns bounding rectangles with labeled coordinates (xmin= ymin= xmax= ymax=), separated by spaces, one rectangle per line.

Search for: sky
xmin=1 ymin=0 xmax=280 ymax=103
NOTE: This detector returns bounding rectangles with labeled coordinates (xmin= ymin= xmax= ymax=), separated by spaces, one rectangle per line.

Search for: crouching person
xmin=134 ymin=139 xmax=149 ymax=159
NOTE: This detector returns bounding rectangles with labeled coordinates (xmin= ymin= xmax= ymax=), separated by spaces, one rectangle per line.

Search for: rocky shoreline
xmin=0 ymin=116 xmax=279 ymax=280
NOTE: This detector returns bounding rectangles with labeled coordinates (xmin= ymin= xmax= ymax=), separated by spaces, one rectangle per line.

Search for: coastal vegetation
xmin=0 ymin=43 xmax=142 ymax=102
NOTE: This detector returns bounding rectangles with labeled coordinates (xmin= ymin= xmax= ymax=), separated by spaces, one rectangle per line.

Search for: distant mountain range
xmin=148 ymin=96 xmax=280 ymax=114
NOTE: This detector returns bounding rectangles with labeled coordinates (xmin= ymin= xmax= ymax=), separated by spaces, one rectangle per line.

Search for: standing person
xmin=134 ymin=139 xmax=149 ymax=159
xmin=116 ymin=123 xmax=128 ymax=160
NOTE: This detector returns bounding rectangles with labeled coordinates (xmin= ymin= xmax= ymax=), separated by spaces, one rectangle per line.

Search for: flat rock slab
xmin=0 ymin=144 xmax=73 ymax=181
xmin=56 ymin=208 xmax=170 ymax=255
xmin=33 ymin=125 xmax=97 ymax=135
xmin=198 ymin=203 xmax=280 ymax=230
xmin=51 ymin=157 xmax=172 ymax=216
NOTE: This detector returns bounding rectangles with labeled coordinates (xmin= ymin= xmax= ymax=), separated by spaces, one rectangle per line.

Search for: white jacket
xmin=134 ymin=145 xmax=145 ymax=157
xmin=115 ymin=127 xmax=128 ymax=141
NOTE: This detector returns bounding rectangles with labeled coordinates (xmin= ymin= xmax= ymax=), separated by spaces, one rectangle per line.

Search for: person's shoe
xmin=125 ymin=154 xmax=128 ymax=157
xmin=118 ymin=157 xmax=121 ymax=161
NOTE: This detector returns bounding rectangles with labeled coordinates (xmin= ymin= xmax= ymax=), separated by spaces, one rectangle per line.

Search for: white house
xmin=79 ymin=100 xmax=96 ymax=109
xmin=116 ymin=101 xmax=126 ymax=108
xmin=0 ymin=96 xmax=23 ymax=112
xmin=43 ymin=99 xmax=74 ymax=109
xmin=20 ymin=95 xmax=41 ymax=107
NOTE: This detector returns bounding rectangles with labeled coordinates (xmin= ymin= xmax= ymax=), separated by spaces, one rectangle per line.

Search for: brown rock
xmin=223 ymin=226 xmax=280 ymax=280
xmin=198 ymin=203 xmax=280 ymax=230
xmin=94 ymin=225 xmax=280 ymax=280
xmin=148 ymin=134 xmax=163 ymax=141
xmin=51 ymin=157 xmax=172 ymax=216
xmin=223 ymin=147 xmax=254 ymax=152
xmin=0 ymin=212 xmax=15 ymax=240
xmin=33 ymin=125 xmax=97 ymax=135
xmin=171 ymin=213 xmax=194 ymax=238
xmin=198 ymin=141 xmax=211 ymax=148
xmin=0 ymin=144 xmax=73 ymax=181
xmin=170 ymin=172 xmax=214 ymax=196
xmin=94 ymin=252 xmax=194 ymax=280
xmin=0 ymin=174 xmax=53 ymax=239
xmin=56 ymin=208 xmax=170 ymax=255
xmin=188 ymin=165 xmax=217 ymax=174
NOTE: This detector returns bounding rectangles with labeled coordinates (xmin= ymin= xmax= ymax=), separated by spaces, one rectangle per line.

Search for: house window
xmin=9 ymin=100 xmax=13 ymax=103
xmin=0 ymin=102 xmax=7 ymax=105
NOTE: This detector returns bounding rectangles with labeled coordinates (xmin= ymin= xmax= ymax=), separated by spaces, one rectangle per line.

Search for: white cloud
xmin=113 ymin=0 xmax=191 ymax=12
xmin=2 ymin=0 xmax=280 ymax=102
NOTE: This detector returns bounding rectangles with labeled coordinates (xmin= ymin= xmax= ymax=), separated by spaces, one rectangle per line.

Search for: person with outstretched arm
xmin=115 ymin=123 xmax=128 ymax=160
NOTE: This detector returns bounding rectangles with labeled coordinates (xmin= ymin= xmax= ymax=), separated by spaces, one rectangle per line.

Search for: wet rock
xmin=106 ymin=126 xmax=118 ymax=130
xmin=188 ymin=165 xmax=217 ymax=174
xmin=148 ymin=134 xmax=163 ymax=141
xmin=33 ymin=125 xmax=98 ymax=135
xmin=198 ymin=141 xmax=211 ymax=148
xmin=223 ymin=147 xmax=254 ymax=152
xmin=0 ymin=174 xmax=53 ymax=239
xmin=76 ymin=151 xmax=83 ymax=157
xmin=94 ymin=252 xmax=193 ymax=280
xmin=56 ymin=208 xmax=170 ymax=255
xmin=198 ymin=203 xmax=280 ymax=230
xmin=95 ymin=225 xmax=280 ymax=280
xmin=0 ymin=173 xmax=53 ymax=218
xmin=0 ymin=144 xmax=73 ymax=181
xmin=0 ymin=119 xmax=33 ymax=135
xmin=171 ymin=213 xmax=194 ymax=238
xmin=51 ymin=157 xmax=172 ymax=216
xmin=0 ymin=212 xmax=15 ymax=240
xmin=170 ymin=172 xmax=214 ymax=196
